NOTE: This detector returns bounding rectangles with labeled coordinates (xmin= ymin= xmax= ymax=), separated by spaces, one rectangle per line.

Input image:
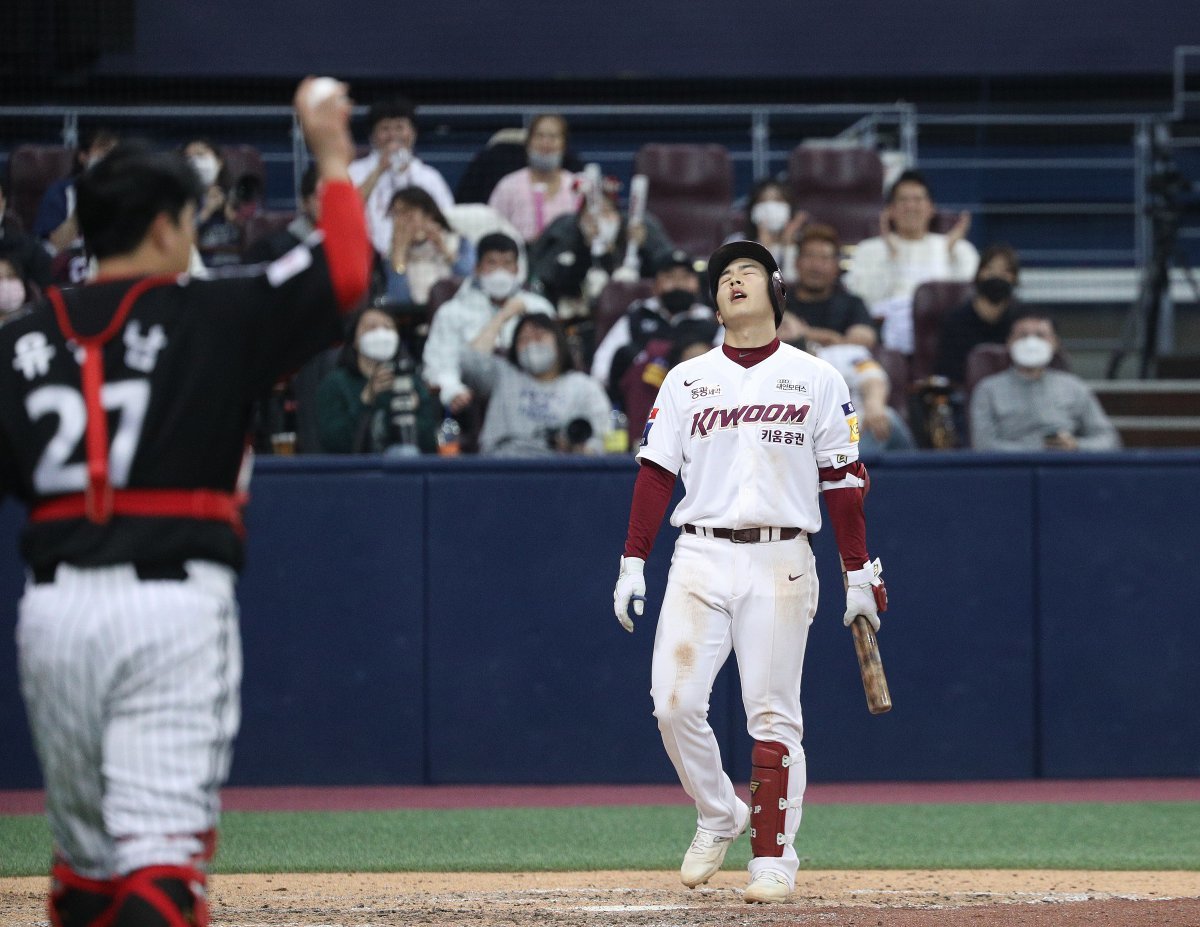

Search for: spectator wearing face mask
xmin=934 ymin=243 xmax=1022 ymax=388
xmin=0 ymin=179 xmax=52 ymax=288
xmin=383 ymin=187 xmax=475 ymax=306
xmin=970 ymin=314 xmax=1119 ymax=452
xmin=529 ymin=179 xmax=674 ymax=309
xmin=33 ymin=128 xmax=119 ymax=256
xmin=0 ymin=256 xmax=36 ymax=323
xmin=725 ymin=180 xmax=806 ymax=284
xmin=463 ymin=302 xmax=610 ymax=457
xmin=182 ymin=139 xmax=243 ymax=268
xmin=422 ymin=233 xmax=554 ymax=415
xmin=488 ymin=114 xmax=580 ymax=244
xmin=590 ymin=249 xmax=719 ymax=395
xmin=316 ymin=307 xmax=441 ymax=454
xmin=349 ymin=96 xmax=455 ymax=259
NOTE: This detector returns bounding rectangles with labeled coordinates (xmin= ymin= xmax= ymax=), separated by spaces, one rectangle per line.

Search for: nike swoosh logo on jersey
xmin=788 ymin=573 xmax=804 ymax=581
xmin=683 ymin=378 xmax=702 ymax=386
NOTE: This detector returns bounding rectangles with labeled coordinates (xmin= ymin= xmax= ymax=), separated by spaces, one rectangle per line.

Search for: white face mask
xmin=389 ymin=148 xmax=413 ymax=172
xmin=189 ymin=154 xmax=220 ymax=188
xmin=751 ymin=200 xmax=791 ymax=234
xmin=518 ymin=341 xmax=557 ymax=376
xmin=527 ymin=150 xmax=562 ymax=173
xmin=358 ymin=327 xmax=400 ymax=362
xmin=1009 ymin=334 xmax=1054 ymax=369
xmin=479 ymin=269 xmax=518 ymax=301
xmin=0 ymin=277 xmax=26 ymax=313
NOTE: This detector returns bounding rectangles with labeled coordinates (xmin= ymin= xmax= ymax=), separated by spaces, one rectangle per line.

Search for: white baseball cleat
xmin=743 ymin=869 xmax=793 ymax=903
xmin=679 ymin=802 xmax=749 ymax=888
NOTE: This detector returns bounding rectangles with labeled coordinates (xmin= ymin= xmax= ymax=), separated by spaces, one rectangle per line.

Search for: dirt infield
xmin=4 ymin=870 xmax=1200 ymax=926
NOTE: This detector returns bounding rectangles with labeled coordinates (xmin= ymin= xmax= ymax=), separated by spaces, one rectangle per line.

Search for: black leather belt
xmin=32 ymin=562 xmax=190 ymax=584
xmin=682 ymin=524 xmax=805 ymax=543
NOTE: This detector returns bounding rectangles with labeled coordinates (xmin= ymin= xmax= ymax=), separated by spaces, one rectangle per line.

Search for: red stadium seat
xmin=593 ymin=279 xmax=654 ymax=345
xmin=7 ymin=145 xmax=76 ymax=233
xmin=964 ymin=342 xmax=1072 ymax=399
xmin=633 ymin=144 xmax=733 ymax=257
xmin=787 ymin=146 xmax=884 ymax=246
xmin=910 ymin=280 xmax=974 ymax=383
xmin=874 ymin=348 xmax=911 ymax=417
xmin=240 ymin=210 xmax=295 ymax=255
xmin=219 ymin=144 xmax=265 ymax=188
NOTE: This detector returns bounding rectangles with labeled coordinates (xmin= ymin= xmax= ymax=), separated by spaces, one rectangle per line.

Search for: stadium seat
xmin=443 ymin=202 xmax=526 ymax=279
xmin=964 ymin=342 xmax=1072 ymax=399
xmin=874 ymin=348 xmax=911 ymax=417
xmin=426 ymin=275 xmax=464 ymax=321
xmin=241 ymin=210 xmax=295 ymax=256
xmin=220 ymin=144 xmax=265 ymax=188
xmin=593 ymin=279 xmax=654 ymax=345
xmin=7 ymin=145 xmax=76 ymax=233
xmin=910 ymin=280 xmax=974 ymax=383
xmin=787 ymin=145 xmax=885 ymax=246
xmin=633 ymin=144 xmax=733 ymax=257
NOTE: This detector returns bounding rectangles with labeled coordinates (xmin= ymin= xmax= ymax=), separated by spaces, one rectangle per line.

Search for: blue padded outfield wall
xmin=0 ymin=452 xmax=1197 ymax=789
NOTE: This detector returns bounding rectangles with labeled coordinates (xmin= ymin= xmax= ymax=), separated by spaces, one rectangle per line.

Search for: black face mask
xmin=659 ymin=289 xmax=695 ymax=315
xmin=976 ymin=276 xmax=1014 ymax=304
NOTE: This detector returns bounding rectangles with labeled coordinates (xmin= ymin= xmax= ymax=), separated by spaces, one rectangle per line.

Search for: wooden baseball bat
xmin=850 ymin=615 xmax=892 ymax=714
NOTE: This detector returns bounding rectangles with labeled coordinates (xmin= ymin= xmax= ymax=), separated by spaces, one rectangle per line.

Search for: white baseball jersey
xmin=636 ymin=342 xmax=860 ymax=531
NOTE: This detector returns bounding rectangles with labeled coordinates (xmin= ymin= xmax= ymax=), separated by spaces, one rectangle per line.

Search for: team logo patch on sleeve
xmin=640 ymin=407 xmax=658 ymax=446
xmin=842 ymin=401 xmax=860 ymax=443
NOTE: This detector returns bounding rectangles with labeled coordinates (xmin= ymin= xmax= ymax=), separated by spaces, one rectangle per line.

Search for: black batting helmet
xmin=707 ymin=240 xmax=785 ymax=326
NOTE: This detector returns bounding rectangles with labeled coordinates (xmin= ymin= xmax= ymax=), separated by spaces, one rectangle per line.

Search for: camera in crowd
xmin=545 ymin=418 xmax=593 ymax=453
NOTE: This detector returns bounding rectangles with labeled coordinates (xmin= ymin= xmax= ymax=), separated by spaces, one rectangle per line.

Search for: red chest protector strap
xmin=33 ymin=282 xmax=244 ymax=533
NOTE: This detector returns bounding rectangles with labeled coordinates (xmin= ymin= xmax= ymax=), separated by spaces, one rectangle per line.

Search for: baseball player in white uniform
xmin=613 ymin=241 xmax=888 ymax=903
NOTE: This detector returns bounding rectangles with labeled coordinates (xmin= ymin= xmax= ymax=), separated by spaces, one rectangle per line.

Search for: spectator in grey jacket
xmin=422 ymin=233 xmax=554 ymax=413
xmin=463 ymin=299 xmax=610 ymax=456
xmin=970 ymin=314 xmax=1119 ymax=451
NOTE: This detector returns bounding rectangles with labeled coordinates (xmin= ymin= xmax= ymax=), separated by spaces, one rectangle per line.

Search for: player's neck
xmin=722 ymin=318 xmax=779 ymax=349
xmin=95 ymin=249 xmax=184 ymax=282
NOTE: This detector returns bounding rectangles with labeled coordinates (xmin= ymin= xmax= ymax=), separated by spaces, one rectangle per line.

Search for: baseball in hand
xmin=304 ymin=77 xmax=344 ymax=109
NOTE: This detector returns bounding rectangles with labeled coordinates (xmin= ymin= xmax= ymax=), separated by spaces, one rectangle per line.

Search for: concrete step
xmin=1087 ymin=380 xmax=1200 ymax=447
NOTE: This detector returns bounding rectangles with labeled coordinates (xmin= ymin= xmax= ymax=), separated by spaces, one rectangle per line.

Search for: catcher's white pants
xmin=651 ymin=531 xmax=816 ymax=885
xmin=16 ymin=561 xmax=241 ymax=879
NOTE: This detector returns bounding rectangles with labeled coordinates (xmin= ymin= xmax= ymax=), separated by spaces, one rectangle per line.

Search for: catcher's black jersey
xmin=0 ymin=241 xmax=344 ymax=571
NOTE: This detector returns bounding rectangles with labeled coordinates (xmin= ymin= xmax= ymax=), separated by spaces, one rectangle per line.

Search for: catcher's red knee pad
xmin=109 ymin=865 xmax=208 ymax=927
xmin=48 ymin=861 xmax=117 ymax=927
xmin=749 ymin=740 xmax=793 ymax=858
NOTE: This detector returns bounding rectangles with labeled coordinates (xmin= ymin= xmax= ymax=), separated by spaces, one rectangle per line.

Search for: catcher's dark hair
xmin=508 ymin=312 xmax=572 ymax=373
xmin=76 ymin=141 xmax=204 ymax=260
xmin=367 ymin=96 xmax=416 ymax=132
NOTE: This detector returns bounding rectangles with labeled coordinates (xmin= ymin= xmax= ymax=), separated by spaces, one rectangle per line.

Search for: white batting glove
xmin=613 ymin=556 xmax=646 ymax=633
xmin=844 ymin=557 xmax=887 ymax=631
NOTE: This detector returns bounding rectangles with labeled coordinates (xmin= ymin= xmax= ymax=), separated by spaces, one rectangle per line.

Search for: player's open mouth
xmin=730 ymin=288 xmax=746 ymax=301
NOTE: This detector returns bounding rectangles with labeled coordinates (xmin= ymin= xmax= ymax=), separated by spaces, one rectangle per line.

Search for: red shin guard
xmin=109 ymin=865 xmax=208 ymax=927
xmin=749 ymin=740 xmax=791 ymax=858
xmin=48 ymin=862 xmax=117 ymax=927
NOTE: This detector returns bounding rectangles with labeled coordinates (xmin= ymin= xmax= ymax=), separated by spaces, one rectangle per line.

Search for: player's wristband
xmin=846 ymin=565 xmax=874 ymax=587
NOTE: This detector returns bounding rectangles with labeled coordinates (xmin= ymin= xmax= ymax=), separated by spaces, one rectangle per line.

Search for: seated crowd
xmin=1 ymin=97 xmax=1121 ymax=456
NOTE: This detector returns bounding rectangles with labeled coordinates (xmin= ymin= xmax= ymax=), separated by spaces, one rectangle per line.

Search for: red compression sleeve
xmin=316 ymin=179 xmax=371 ymax=311
xmin=819 ymin=460 xmax=871 ymax=571
xmin=624 ymin=460 xmax=676 ymax=559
